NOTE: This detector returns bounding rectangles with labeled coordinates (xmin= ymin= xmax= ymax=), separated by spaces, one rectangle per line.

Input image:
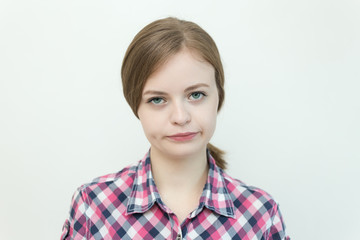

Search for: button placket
xmin=169 ymin=212 xmax=182 ymax=240
xmin=176 ymin=232 xmax=182 ymax=240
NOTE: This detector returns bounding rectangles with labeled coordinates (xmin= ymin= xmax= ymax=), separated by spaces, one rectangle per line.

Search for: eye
xmin=148 ymin=97 xmax=165 ymax=105
xmin=189 ymin=91 xmax=206 ymax=101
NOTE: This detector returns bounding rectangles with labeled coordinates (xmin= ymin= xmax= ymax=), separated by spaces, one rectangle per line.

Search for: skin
xmin=137 ymin=48 xmax=219 ymax=223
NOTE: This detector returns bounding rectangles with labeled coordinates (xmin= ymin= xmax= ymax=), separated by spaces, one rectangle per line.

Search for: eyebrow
xmin=143 ymin=83 xmax=210 ymax=96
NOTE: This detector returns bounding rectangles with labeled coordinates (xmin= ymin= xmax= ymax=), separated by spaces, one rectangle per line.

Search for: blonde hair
xmin=121 ymin=17 xmax=226 ymax=169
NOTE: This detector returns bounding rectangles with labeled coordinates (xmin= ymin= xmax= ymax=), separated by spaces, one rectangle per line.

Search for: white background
xmin=1 ymin=0 xmax=359 ymax=239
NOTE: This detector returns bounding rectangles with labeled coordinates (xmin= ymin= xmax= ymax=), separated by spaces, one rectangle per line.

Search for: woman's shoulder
xmin=222 ymin=171 xmax=278 ymax=205
xmin=221 ymin=171 xmax=289 ymax=239
xmin=75 ymin=160 xmax=141 ymax=194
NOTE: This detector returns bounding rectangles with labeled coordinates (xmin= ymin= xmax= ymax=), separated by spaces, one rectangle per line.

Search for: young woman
xmin=61 ymin=17 xmax=290 ymax=240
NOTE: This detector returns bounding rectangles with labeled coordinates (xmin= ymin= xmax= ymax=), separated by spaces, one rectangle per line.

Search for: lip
xmin=167 ymin=132 xmax=198 ymax=142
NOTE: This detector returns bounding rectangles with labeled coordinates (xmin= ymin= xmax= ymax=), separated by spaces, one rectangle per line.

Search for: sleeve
xmin=267 ymin=203 xmax=290 ymax=240
xmin=60 ymin=188 xmax=89 ymax=240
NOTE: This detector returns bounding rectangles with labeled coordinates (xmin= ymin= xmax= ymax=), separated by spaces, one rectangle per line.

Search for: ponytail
xmin=207 ymin=143 xmax=226 ymax=170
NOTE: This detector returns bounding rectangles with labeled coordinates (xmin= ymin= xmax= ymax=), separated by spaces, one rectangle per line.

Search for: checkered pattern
xmin=61 ymin=151 xmax=290 ymax=239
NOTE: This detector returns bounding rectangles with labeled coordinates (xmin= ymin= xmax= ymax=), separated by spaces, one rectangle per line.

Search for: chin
xmin=160 ymin=141 xmax=208 ymax=159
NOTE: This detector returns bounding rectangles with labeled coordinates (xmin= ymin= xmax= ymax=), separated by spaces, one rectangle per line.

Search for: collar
xmin=126 ymin=150 xmax=235 ymax=218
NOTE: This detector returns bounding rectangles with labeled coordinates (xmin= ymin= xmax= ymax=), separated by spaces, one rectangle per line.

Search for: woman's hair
xmin=121 ymin=17 xmax=226 ymax=169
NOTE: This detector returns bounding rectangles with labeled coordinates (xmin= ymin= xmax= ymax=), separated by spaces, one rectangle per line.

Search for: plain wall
xmin=1 ymin=0 xmax=359 ymax=239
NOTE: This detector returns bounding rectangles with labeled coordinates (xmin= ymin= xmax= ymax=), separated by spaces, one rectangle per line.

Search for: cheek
xmin=207 ymin=111 xmax=218 ymax=134
xmin=208 ymin=95 xmax=219 ymax=133
xmin=196 ymin=100 xmax=218 ymax=134
xmin=138 ymin=107 xmax=152 ymax=135
xmin=138 ymin=109 xmax=165 ymax=139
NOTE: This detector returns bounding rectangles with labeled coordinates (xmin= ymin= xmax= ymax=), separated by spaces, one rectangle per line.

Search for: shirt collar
xmin=126 ymin=152 xmax=164 ymax=214
xmin=126 ymin=150 xmax=235 ymax=218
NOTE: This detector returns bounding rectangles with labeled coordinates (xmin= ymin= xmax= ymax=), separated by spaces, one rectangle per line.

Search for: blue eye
xmin=149 ymin=97 xmax=165 ymax=105
xmin=189 ymin=92 xmax=206 ymax=100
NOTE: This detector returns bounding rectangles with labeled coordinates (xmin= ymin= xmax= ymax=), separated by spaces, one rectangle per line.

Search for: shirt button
xmin=176 ymin=233 xmax=181 ymax=240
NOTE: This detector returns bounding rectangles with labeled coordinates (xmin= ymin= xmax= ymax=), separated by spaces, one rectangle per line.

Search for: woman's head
xmin=121 ymin=17 xmax=225 ymax=118
xmin=121 ymin=17 xmax=227 ymax=169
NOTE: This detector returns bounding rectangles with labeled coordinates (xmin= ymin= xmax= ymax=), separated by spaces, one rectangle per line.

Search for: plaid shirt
xmin=61 ymin=151 xmax=290 ymax=240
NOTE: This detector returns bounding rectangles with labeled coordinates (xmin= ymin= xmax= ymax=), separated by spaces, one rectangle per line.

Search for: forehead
xmin=142 ymin=49 xmax=216 ymax=93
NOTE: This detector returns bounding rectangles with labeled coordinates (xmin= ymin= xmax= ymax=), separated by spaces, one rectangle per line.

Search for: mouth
xmin=167 ymin=132 xmax=198 ymax=142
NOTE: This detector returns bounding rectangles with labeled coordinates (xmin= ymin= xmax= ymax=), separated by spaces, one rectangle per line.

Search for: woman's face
xmin=138 ymin=49 xmax=219 ymax=160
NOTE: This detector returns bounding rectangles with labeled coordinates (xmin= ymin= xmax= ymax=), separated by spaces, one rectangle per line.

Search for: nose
xmin=170 ymin=101 xmax=191 ymax=126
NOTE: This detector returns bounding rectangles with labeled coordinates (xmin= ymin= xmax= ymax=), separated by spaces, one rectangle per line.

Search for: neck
xmin=149 ymin=147 xmax=209 ymax=223
xmin=150 ymin=147 xmax=209 ymax=194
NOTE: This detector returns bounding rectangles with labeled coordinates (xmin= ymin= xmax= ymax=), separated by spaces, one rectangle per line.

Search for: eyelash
xmin=189 ymin=91 xmax=207 ymax=100
xmin=147 ymin=91 xmax=207 ymax=105
xmin=147 ymin=97 xmax=165 ymax=105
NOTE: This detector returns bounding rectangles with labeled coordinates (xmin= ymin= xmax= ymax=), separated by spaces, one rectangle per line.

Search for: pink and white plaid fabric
xmin=61 ymin=151 xmax=290 ymax=239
